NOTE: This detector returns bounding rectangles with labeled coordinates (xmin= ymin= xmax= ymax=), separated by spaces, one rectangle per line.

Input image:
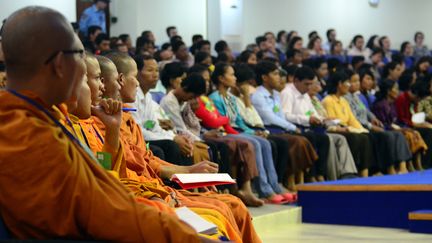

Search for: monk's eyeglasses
xmin=45 ymin=49 xmax=85 ymax=64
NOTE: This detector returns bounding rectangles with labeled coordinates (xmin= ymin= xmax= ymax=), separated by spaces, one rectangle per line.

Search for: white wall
xmin=241 ymin=0 xmax=432 ymax=51
xmin=2 ymin=0 xmax=432 ymax=54
xmin=110 ymin=0 xmax=207 ymax=47
xmin=0 ymin=0 xmax=76 ymax=23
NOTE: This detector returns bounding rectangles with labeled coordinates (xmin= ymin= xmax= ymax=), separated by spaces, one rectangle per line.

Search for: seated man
xmin=132 ymin=55 xmax=194 ymax=165
xmin=0 ymin=6 xmax=206 ymax=242
xmin=278 ymin=65 xmax=331 ymax=181
xmin=257 ymin=62 xmax=357 ymax=180
xmin=101 ymin=52 xmax=261 ymax=243
xmin=65 ymin=55 xmax=238 ymax=241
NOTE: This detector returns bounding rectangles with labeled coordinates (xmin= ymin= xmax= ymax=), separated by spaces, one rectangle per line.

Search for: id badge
xmin=97 ymin=152 xmax=112 ymax=170
xmin=144 ymin=120 xmax=156 ymax=130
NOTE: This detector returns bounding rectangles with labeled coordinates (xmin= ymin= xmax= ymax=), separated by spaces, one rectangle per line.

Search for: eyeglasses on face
xmin=45 ymin=49 xmax=85 ymax=64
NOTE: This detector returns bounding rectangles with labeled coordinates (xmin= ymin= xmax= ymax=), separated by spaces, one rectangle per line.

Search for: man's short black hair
xmin=214 ymin=40 xmax=228 ymax=53
xmin=172 ymin=40 xmax=186 ymax=53
xmin=118 ymin=34 xmax=130 ymax=43
xmin=255 ymin=36 xmax=266 ymax=46
xmin=161 ymin=62 xmax=186 ymax=89
xmin=192 ymin=34 xmax=203 ymax=43
xmin=351 ymin=56 xmax=365 ymax=66
xmin=194 ymin=51 xmax=211 ymax=64
xmin=254 ymin=61 xmax=278 ymax=85
xmin=235 ymin=63 xmax=256 ymax=84
xmin=188 ymin=64 xmax=209 ymax=75
xmin=95 ymin=33 xmax=109 ymax=45
xmin=182 ymin=73 xmax=206 ymax=95
xmin=87 ymin=25 xmax=102 ymax=37
xmin=282 ymin=64 xmax=298 ymax=76
xmin=196 ymin=40 xmax=211 ymax=51
xmin=170 ymin=35 xmax=183 ymax=46
xmin=294 ymin=66 xmax=316 ymax=81
xmin=166 ymin=26 xmax=176 ymax=37
xmin=134 ymin=54 xmax=155 ymax=71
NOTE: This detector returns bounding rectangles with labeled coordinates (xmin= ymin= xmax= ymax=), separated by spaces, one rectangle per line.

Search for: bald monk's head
xmin=2 ymin=6 xmax=85 ymax=105
xmin=85 ymin=53 xmax=104 ymax=106
xmin=96 ymin=55 xmax=121 ymax=101
xmin=106 ymin=52 xmax=139 ymax=103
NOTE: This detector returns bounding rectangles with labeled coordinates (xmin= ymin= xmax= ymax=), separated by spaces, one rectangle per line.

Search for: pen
xmin=122 ymin=108 xmax=137 ymax=112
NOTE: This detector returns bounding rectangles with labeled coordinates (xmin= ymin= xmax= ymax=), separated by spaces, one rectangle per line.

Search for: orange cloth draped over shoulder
xmin=0 ymin=90 xmax=200 ymax=242
xmin=74 ymin=114 xmax=235 ymax=241
xmin=93 ymin=106 xmax=261 ymax=243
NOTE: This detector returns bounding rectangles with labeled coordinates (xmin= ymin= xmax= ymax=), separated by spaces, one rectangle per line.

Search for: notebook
xmin=171 ymin=173 xmax=236 ymax=189
xmin=175 ymin=207 xmax=218 ymax=235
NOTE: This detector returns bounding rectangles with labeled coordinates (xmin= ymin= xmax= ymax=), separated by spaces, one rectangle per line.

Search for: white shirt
xmin=347 ymin=47 xmax=371 ymax=60
xmin=280 ymin=83 xmax=322 ymax=126
xmin=132 ymin=88 xmax=176 ymax=141
xmin=235 ymin=96 xmax=264 ymax=127
xmin=160 ymin=91 xmax=201 ymax=142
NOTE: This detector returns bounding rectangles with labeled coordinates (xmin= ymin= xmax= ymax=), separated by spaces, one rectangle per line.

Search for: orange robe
xmin=0 ymin=90 xmax=199 ymax=242
xmin=94 ymin=109 xmax=262 ymax=243
xmin=76 ymin=115 xmax=239 ymax=241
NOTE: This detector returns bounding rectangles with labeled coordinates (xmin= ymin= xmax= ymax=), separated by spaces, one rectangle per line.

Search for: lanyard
xmin=92 ymin=123 xmax=105 ymax=144
xmin=7 ymin=89 xmax=98 ymax=162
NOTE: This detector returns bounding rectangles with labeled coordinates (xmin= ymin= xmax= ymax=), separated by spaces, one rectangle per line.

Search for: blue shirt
xmin=251 ymin=86 xmax=297 ymax=131
xmin=79 ymin=4 xmax=106 ymax=35
xmin=358 ymin=92 xmax=376 ymax=111
xmin=209 ymin=91 xmax=255 ymax=135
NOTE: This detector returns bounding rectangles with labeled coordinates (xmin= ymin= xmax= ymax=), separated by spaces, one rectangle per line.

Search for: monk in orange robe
xmin=99 ymin=52 xmax=261 ymax=243
xmin=0 ymin=6 xmax=211 ymax=242
xmin=67 ymin=55 xmax=241 ymax=242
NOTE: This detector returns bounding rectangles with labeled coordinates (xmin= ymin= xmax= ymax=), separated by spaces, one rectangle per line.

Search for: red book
xmin=171 ymin=173 xmax=236 ymax=189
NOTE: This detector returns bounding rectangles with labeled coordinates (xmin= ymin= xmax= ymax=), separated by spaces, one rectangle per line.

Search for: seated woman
xmin=209 ymin=63 xmax=317 ymax=192
xmin=395 ymin=78 xmax=432 ymax=169
xmin=190 ymin=65 xmax=284 ymax=206
xmin=416 ymin=76 xmax=432 ymax=122
xmin=322 ymin=71 xmax=374 ymax=177
xmin=204 ymin=63 xmax=300 ymax=202
xmin=308 ymin=78 xmax=359 ymax=180
xmin=345 ymin=69 xmax=412 ymax=174
xmin=372 ymin=79 xmax=428 ymax=171
xmin=160 ymin=69 xmax=269 ymax=206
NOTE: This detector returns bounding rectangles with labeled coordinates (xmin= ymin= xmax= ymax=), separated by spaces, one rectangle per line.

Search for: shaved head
xmin=97 ymin=55 xmax=121 ymax=100
xmin=106 ymin=52 xmax=135 ymax=75
xmin=2 ymin=6 xmax=75 ymax=81
xmin=2 ymin=6 xmax=85 ymax=106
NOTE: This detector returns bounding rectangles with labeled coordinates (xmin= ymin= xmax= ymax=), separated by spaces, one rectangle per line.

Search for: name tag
xmin=144 ymin=120 xmax=156 ymax=129
xmin=273 ymin=105 xmax=280 ymax=113
xmin=97 ymin=152 xmax=112 ymax=170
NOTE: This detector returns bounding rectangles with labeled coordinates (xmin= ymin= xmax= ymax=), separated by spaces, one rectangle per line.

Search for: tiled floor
xmin=258 ymin=223 xmax=432 ymax=243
